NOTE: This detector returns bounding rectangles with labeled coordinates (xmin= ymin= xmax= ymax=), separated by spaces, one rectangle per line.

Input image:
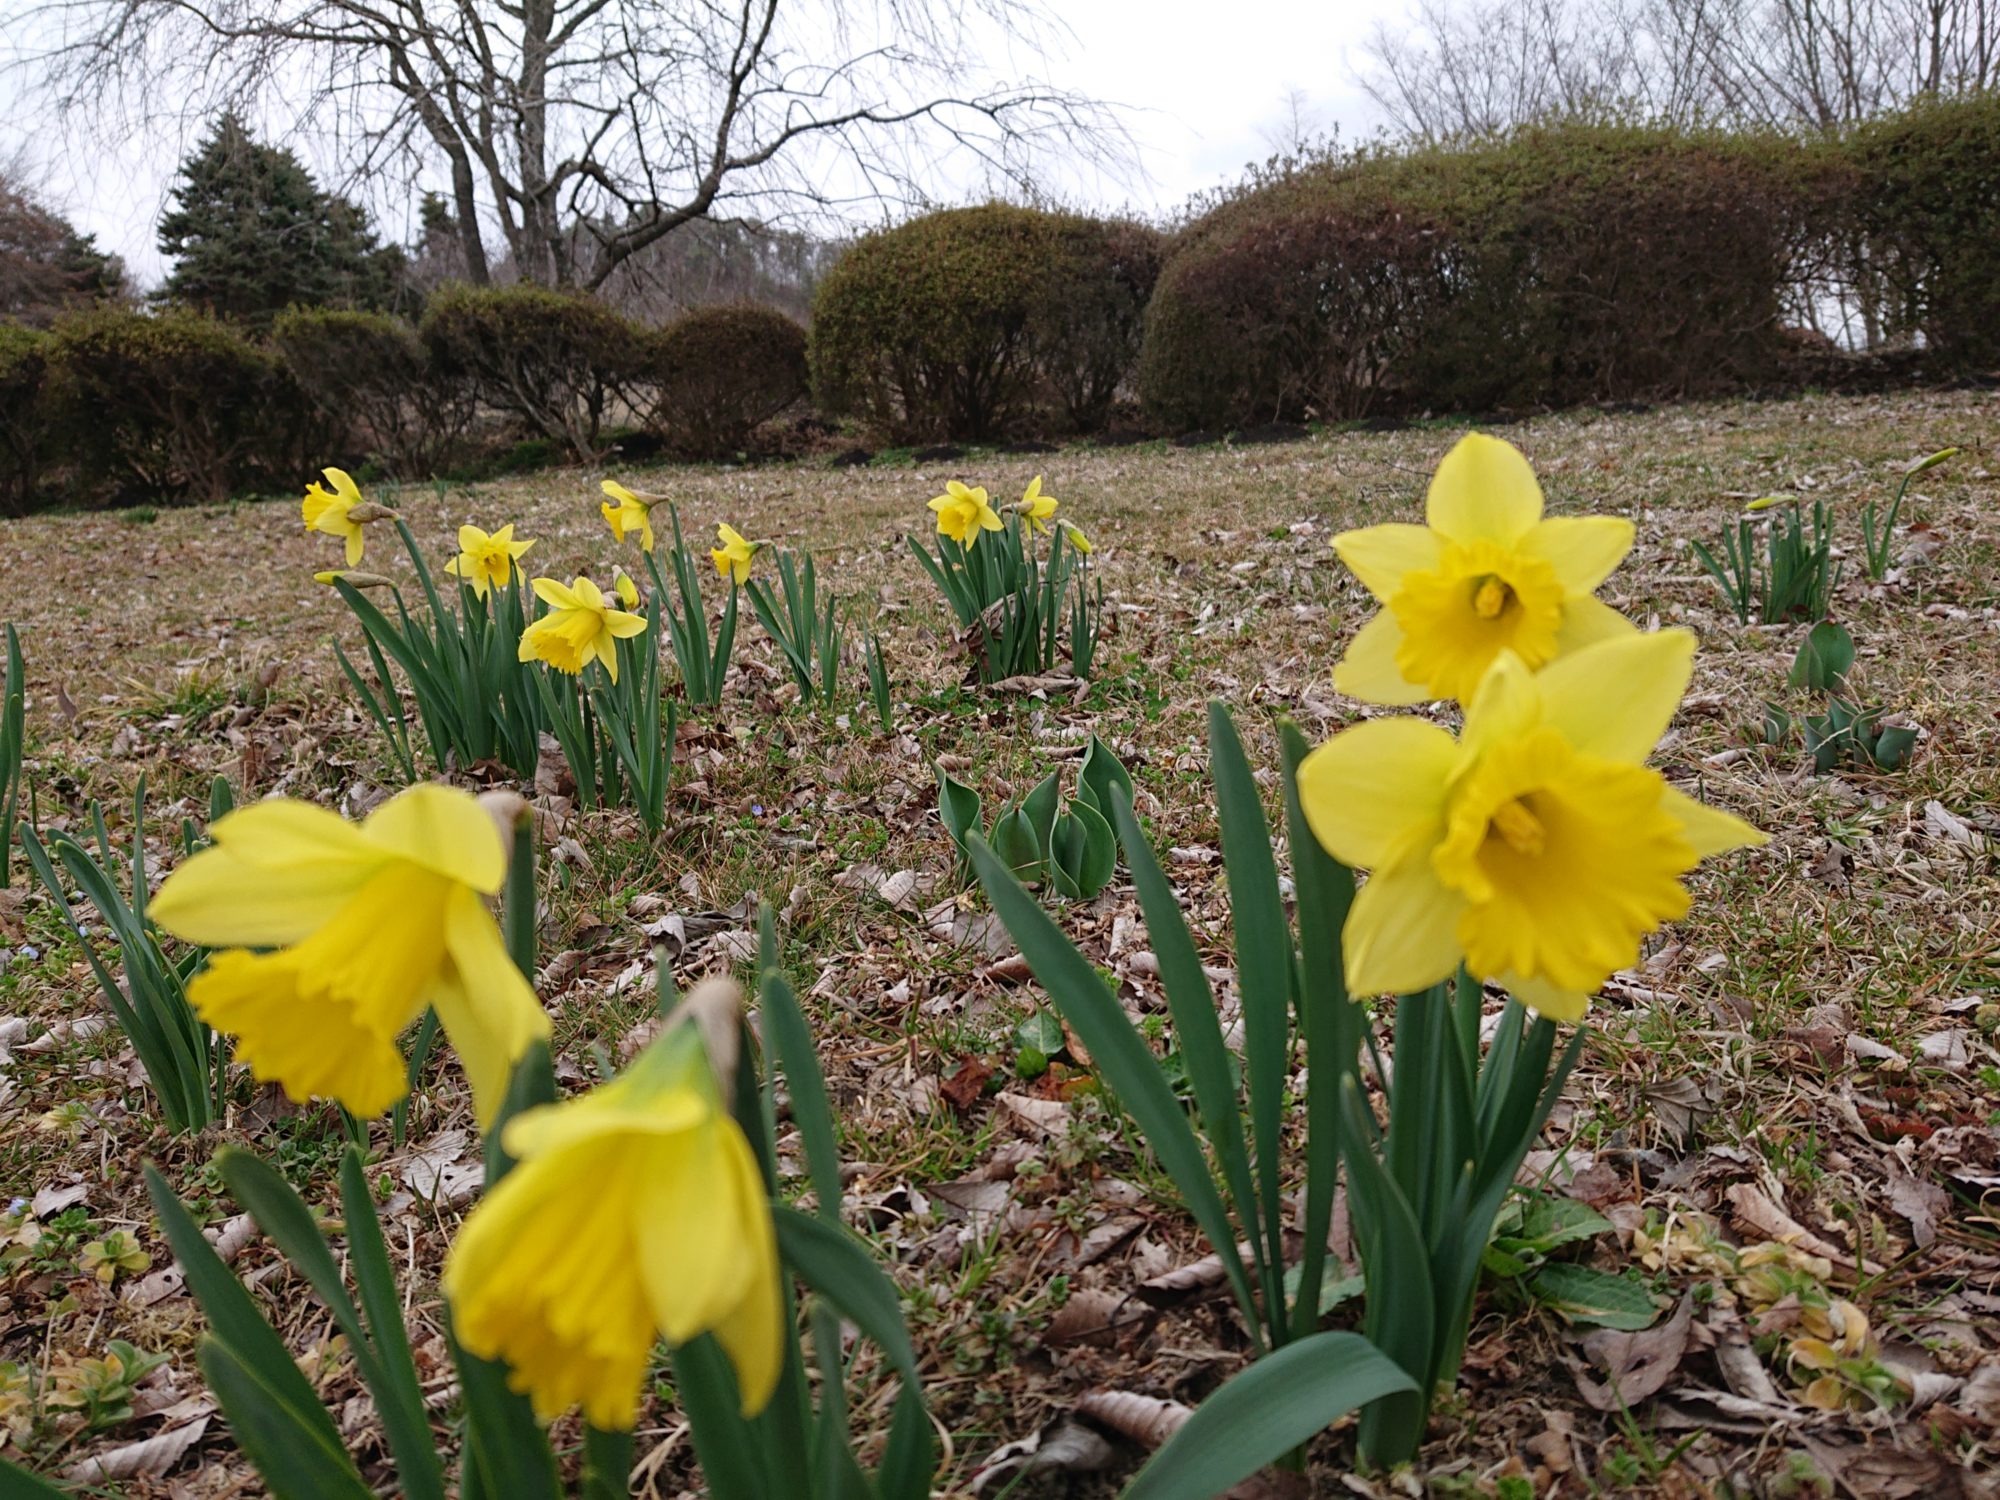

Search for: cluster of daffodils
xmin=929 ymin=475 xmax=1089 ymax=553
xmin=300 ymin=470 xmax=770 ymax=690
xmin=1300 ymin=434 xmax=1764 ymax=1020
xmin=148 ymin=783 xmax=780 ymax=1428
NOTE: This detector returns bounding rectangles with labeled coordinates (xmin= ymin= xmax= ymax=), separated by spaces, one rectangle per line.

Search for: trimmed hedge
xmin=273 ymin=307 xmax=475 ymax=477
xmin=46 ymin=307 xmax=314 ymax=503
xmin=420 ymin=283 xmax=646 ymax=461
xmin=809 ymin=204 xmax=1162 ymax=441
xmin=645 ymin=303 xmax=807 ymax=458
xmin=1140 ymin=125 xmax=1829 ymax=427
xmin=1846 ymin=92 xmax=2000 ymax=371
xmin=0 ymin=324 xmax=51 ymax=515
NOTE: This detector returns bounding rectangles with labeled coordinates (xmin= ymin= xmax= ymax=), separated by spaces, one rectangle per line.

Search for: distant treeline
xmin=2 ymin=95 xmax=1995 ymax=512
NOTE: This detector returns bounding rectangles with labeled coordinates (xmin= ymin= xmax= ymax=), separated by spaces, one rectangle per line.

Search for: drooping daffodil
xmin=148 ymin=785 xmax=549 ymax=1125
xmin=1331 ymin=433 xmax=1636 ymax=704
xmin=710 ymin=524 xmax=763 ymax=585
xmin=445 ymin=523 xmax=535 ymax=599
xmin=517 ymin=574 xmax=649 ymax=682
xmin=301 ymin=467 xmax=388 ymax=566
xmin=443 ymin=981 xmax=782 ymax=1430
xmin=600 ymin=480 xmax=658 ymax=553
xmin=1299 ymin=630 xmax=1763 ymax=1022
xmin=1014 ymin=475 xmax=1058 ymax=535
xmin=928 ymin=480 xmax=1003 ymax=549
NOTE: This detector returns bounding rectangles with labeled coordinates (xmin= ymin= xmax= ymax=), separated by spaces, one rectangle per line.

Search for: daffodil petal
xmin=1344 ymin=854 xmax=1465 ymax=996
xmin=1332 ymin=611 xmax=1428 ymax=706
xmin=1333 ymin=523 xmax=1445 ymax=603
xmin=1518 ymin=516 xmax=1635 ymax=595
xmin=1297 ymin=718 xmax=1456 ymax=869
xmin=1497 ymin=970 xmax=1591 ymax=1022
xmin=148 ymin=843 xmax=379 ymax=949
xmin=1660 ymin=787 xmax=1766 ymax=857
xmin=1425 ymin=433 xmax=1544 ymax=545
xmin=1459 ymin=650 xmax=1544 ymax=758
xmin=434 ymin=884 xmax=551 ymax=1129
xmin=361 ymin=784 xmax=508 ymax=892
xmin=533 ymin=577 xmax=580 ymax=610
xmin=1552 ymin=593 xmax=1637 ymax=655
xmin=604 ymin=609 xmax=649 ymax=639
xmin=705 ymin=1129 xmax=784 ymax=1416
xmin=1534 ymin=630 xmax=1696 ymax=764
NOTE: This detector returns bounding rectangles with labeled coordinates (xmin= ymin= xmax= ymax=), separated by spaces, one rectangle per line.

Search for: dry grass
xmin=1 ymin=385 xmax=1996 ymax=1497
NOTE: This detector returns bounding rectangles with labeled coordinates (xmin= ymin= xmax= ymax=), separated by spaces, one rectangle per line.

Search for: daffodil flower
xmin=613 ymin=565 xmax=640 ymax=609
xmin=517 ymin=574 xmax=649 ymax=681
xmin=1060 ymin=520 xmax=1094 ymax=556
xmin=928 ymin=480 xmax=1003 ymax=549
xmin=1012 ymin=475 xmax=1058 ymax=535
xmin=1331 ymin=434 xmax=1636 ymax=704
xmin=445 ymin=523 xmax=535 ymax=599
xmin=1299 ymin=631 xmax=1763 ymax=1021
xmin=443 ymin=987 xmax=782 ymax=1430
xmin=301 ymin=467 xmax=381 ymax=566
xmin=600 ymin=481 xmax=658 ymax=553
xmin=148 ymin=785 xmax=550 ymax=1125
xmin=710 ymin=523 xmax=762 ymax=585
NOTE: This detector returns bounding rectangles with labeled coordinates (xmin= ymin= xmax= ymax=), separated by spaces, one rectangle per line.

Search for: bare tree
xmin=1356 ymin=0 xmax=1662 ymax=142
xmin=12 ymin=0 xmax=1123 ymax=290
xmin=1357 ymin=0 xmax=1999 ymax=141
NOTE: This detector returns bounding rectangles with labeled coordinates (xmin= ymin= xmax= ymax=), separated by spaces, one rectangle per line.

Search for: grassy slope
xmin=0 ymin=386 xmax=1995 ymax=1496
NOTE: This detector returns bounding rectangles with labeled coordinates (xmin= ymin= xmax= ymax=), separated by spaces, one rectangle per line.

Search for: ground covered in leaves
xmin=1 ymin=387 xmax=1997 ymax=1498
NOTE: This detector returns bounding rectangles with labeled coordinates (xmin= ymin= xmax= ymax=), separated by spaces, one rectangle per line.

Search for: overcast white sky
xmin=2 ymin=0 xmax=1408 ymax=289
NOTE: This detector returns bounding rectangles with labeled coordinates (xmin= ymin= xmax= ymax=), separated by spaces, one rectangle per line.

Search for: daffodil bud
xmin=314 ymin=570 xmax=395 ymax=589
xmin=476 ymin=789 xmax=531 ymax=859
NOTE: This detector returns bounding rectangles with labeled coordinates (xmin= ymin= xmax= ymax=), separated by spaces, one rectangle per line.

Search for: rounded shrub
xmin=644 ymin=303 xmax=807 ymax=458
xmin=1140 ymin=126 xmax=1825 ymax=427
xmin=272 ymin=307 xmax=475 ymax=478
xmin=45 ymin=307 xmax=309 ymax=503
xmin=0 ymin=323 xmax=54 ymax=515
xmin=420 ymin=283 xmax=646 ymax=461
xmin=1845 ymin=92 xmax=2000 ymax=371
xmin=809 ymin=204 xmax=1161 ymax=441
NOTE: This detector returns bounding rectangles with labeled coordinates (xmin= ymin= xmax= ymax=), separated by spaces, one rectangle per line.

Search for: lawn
xmin=1 ymin=384 xmax=1996 ymax=1497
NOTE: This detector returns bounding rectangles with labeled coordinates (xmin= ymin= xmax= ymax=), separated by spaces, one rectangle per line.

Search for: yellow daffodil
xmin=443 ymin=985 xmax=782 ymax=1430
xmin=517 ymin=575 xmax=649 ymax=682
xmin=149 ymin=785 xmax=549 ymax=1125
xmin=600 ymin=481 xmax=657 ymax=553
xmin=613 ymin=565 xmax=640 ymax=609
xmin=1060 ymin=520 xmax=1094 ymax=556
xmin=445 ymin=523 xmax=535 ymax=599
xmin=710 ymin=524 xmax=761 ymax=585
xmin=1014 ymin=475 xmax=1059 ymax=535
xmin=928 ymin=480 xmax=1003 ymax=549
xmin=301 ymin=467 xmax=382 ymax=566
xmin=1299 ymin=631 xmax=1763 ymax=1021
xmin=1331 ymin=434 xmax=1636 ymax=705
